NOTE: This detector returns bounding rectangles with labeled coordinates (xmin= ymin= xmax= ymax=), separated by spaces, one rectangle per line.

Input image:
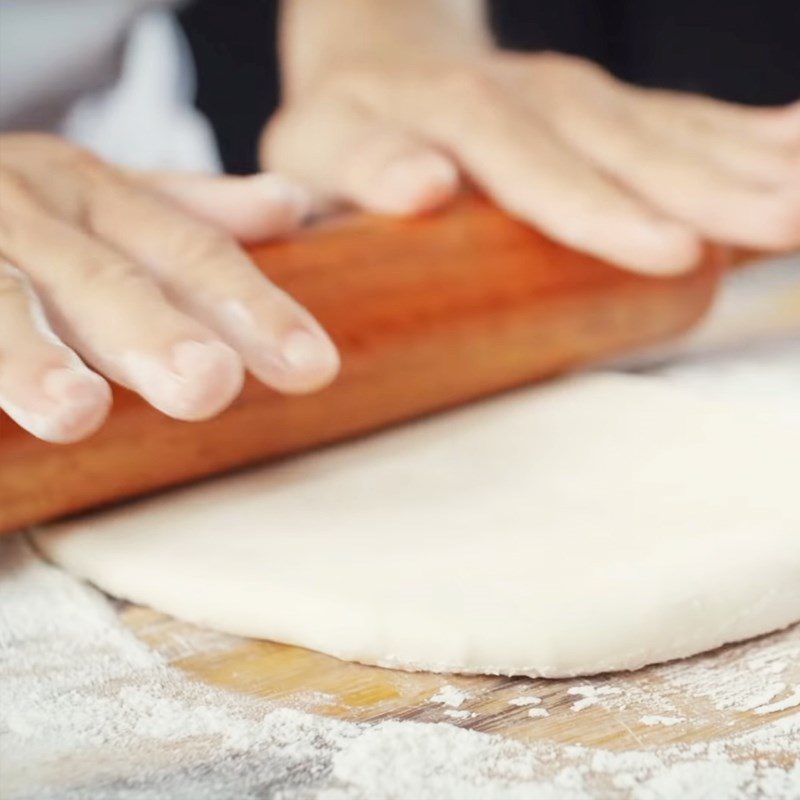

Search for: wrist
xmin=279 ymin=0 xmax=493 ymax=101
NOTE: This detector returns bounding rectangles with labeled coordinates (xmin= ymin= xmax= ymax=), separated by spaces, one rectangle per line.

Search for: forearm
xmin=278 ymin=0 xmax=492 ymax=99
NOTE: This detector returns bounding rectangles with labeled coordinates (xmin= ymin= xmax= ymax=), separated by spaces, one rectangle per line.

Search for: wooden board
xmin=122 ymin=604 xmax=800 ymax=751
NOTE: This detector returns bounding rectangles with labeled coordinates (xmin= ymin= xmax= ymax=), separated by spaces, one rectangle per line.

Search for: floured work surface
xmin=125 ymin=601 xmax=800 ymax=750
xmin=2 ymin=535 xmax=798 ymax=800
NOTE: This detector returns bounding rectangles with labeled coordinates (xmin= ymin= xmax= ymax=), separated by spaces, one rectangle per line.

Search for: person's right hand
xmin=0 ymin=134 xmax=340 ymax=444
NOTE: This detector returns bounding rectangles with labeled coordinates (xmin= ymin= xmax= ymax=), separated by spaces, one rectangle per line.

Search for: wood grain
xmin=0 ymin=196 xmax=723 ymax=533
xmin=123 ymin=604 xmax=800 ymax=751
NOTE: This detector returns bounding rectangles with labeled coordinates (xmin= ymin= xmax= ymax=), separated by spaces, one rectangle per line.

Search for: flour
xmin=442 ymin=709 xmax=474 ymax=720
xmin=429 ymin=685 xmax=470 ymax=708
xmin=2 ymin=536 xmax=798 ymax=800
xmin=660 ymin=639 xmax=799 ymax=713
xmin=508 ymin=695 xmax=542 ymax=706
xmin=568 ymin=685 xmax=624 ymax=711
xmin=507 ymin=696 xmax=549 ymax=718
xmin=755 ymin=687 xmax=800 ymax=715
xmin=640 ymin=716 xmax=684 ymax=727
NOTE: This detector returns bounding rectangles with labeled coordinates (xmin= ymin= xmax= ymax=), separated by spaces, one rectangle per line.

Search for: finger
xmin=339 ymin=130 xmax=460 ymax=216
xmin=136 ymin=171 xmax=313 ymax=243
xmin=78 ymin=172 xmax=340 ymax=394
xmin=400 ymin=78 xmax=701 ymax=273
xmin=544 ymin=92 xmax=800 ymax=250
xmin=0 ymin=262 xmax=111 ymax=443
xmin=638 ymin=92 xmax=800 ymax=148
xmin=622 ymin=91 xmax=800 ymax=188
xmin=0 ymin=180 xmax=244 ymax=420
xmin=265 ymin=97 xmax=460 ymax=216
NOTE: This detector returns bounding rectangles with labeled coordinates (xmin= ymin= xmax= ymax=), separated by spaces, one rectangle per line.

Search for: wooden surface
xmin=123 ymin=603 xmax=799 ymax=751
xmin=0 ymin=196 xmax=723 ymax=534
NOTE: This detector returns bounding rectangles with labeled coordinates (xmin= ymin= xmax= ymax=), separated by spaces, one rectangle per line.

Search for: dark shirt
xmin=179 ymin=0 xmax=800 ymax=174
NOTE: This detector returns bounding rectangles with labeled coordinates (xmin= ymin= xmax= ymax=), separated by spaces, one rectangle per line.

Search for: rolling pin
xmin=0 ymin=195 xmax=725 ymax=534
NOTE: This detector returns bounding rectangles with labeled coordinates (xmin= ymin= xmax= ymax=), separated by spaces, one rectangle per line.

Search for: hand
xmin=0 ymin=134 xmax=340 ymax=443
xmin=264 ymin=50 xmax=800 ymax=273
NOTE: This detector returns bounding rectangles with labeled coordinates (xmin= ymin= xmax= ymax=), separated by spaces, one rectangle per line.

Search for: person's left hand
xmin=263 ymin=50 xmax=800 ymax=274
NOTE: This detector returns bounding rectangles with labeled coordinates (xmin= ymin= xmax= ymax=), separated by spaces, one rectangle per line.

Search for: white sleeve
xmin=0 ymin=0 xmax=178 ymax=131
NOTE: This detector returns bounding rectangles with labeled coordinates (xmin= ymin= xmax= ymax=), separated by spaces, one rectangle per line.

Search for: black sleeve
xmin=489 ymin=0 xmax=800 ymax=104
xmin=178 ymin=0 xmax=280 ymax=175
xmin=179 ymin=0 xmax=799 ymax=175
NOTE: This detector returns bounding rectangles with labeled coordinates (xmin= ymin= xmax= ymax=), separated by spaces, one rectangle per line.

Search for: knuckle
xmin=0 ymin=168 xmax=42 ymax=248
xmin=531 ymin=50 xmax=577 ymax=76
xmin=533 ymin=50 xmax=573 ymax=69
xmin=165 ymin=224 xmax=238 ymax=269
xmin=539 ymin=50 xmax=599 ymax=77
xmin=763 ymin=104 xmax=800 ymax=140
xmin=427 ymin=67 xmax=504 ymax=134
xmin=761 ymin=199 xmax=800 ymax=248
xmin=0 ymin=265 xmax=24 ymax=299
xmin=72 ymin=254 xmax=147 ymax=295
xmin=66 ymin=148 xmax=113 ymax=186
xmin=260 ymin=110 xmax=296 ymax=168
xmin=322 ymin=65 xmax=385 ymax=103
xmin=0 ymin=166 xmax=34 ymax=210
xmin=531 ymin=51 xmax=611 ymax=95
xmin=0 ymin=265 xmax=36 ymax=330
xmin=1 ymin=133 xmax=109 ymax=179
xmin=437 ymin=66 xmax=496 ymax=106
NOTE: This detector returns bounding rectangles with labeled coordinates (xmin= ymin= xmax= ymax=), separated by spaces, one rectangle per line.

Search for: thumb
xmin=264 ymin=97 xmax=460 ymax=216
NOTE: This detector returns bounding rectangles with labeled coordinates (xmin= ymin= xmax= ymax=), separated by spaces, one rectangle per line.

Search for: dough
xmin=34 ymin=373 xmax=800 ymax=677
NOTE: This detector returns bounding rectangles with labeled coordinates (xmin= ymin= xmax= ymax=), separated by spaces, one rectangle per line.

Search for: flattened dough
xmin=35 ymin=373 xmax=800 ymax=677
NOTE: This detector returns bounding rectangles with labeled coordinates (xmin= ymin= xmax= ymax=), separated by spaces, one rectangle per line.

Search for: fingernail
xmin=43 ymin=366 xmax=109 ymax=405
xmin=250 ymin=174 xmax=312 ymax=221
xmin=123 ymin=341 xmax=243 ymax=421
xmin=280 ymin=328 xmax=340 ymax=375
xmin=634 ymin=223 xmax=702 ymax=275
xmin=218 ymin=300 xmax=339 ymax=390
xmin=373 ymin=154 xmax=459 ymax=214
xmin=39 ymin=367 xmax=111 ymax=442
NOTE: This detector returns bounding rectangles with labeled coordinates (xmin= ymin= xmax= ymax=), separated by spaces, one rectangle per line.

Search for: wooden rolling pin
xmin=0 ymin=195 xmax=724 ymax=534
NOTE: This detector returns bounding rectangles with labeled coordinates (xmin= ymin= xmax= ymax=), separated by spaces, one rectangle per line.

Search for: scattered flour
xmin=661 ymin=640 xmax=798 ymax=713
xmin=568 ymin=685 xmax=625 ymax=712
xmin=543 ymin=631 xmax=800 ymax=722
xmin=3 ymin=536 xmax=797 ymax=800
xmin=755 ymin=687 xmax=800 ymax=716
xmin=640 ymin=716 xmax=684 ymax=727
xmin=442 ymin=709 xmax=474 ymax=721
xmin=528 ymin=708 xmax=549 ymax=719
xmin=508 ymin=696 xmax=542 ymax=707
xmin=747 ymin=655 xmax=788 ymax=675
xmin=429 ymin=685 xmax=470 ymax=708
